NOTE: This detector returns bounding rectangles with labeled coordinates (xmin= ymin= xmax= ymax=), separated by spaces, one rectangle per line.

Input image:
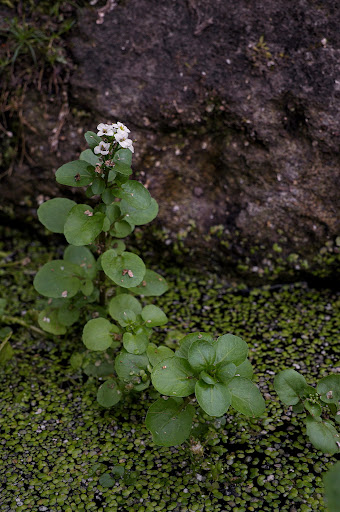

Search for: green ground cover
xmin=0 ymin=226 xmax=339 ymax=511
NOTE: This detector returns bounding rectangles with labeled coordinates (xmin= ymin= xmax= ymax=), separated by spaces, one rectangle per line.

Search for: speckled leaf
xmin=34 ymin=260 xmax=82 ymax=298
xmin=123 ymin=332 xmax=148 ymax=355
xmin=146 ymin=397 xmax=195 ymax=447
xmin=113 ymin=148 xmax=132 ymax=166
xmin=151 ymin=357 xmax=196 ymax=397
xmin=129 ymin=269 xmax=168 ymax=297
xmin=114 ymin=181 xmax=151 ymax=210
xmin=37 ymin=198 xmax=76 ymax=233
xmin=147 ymin=343 xmax=174 ymax=367
xmin=63 ymin=245 xmax=97 ymax=279
xmin=84 ymin=131 xmax=101 ymax=150
xmin=97 ymin=379 xmax=122 ymax=407
xmin=317 ymin=375 xmax=340 ymax=404
xmin=114 ymin=350 xmax=148 ymax=383
xmin=64 ymin=205 xmax=105 ymax=246
xmin=56 ymin=160 xmax=95 ymax=187
xmin=141 ymin=305 xmax=168 ymax=327
xmin=195 ymin=380 xmax=232 ymax=417
xmin=102 ymin=250 xmax=146 ymax=289
xmin=108 ymin=294 xmax=142 ymax=322
xmin=120 ymin=197 xmax=159 ymax=225
xmin=38 ymin=309 xmax=67 ymax=335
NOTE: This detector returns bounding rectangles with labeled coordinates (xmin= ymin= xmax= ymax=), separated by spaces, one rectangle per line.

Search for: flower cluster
xmin=94 ymin=122 xmax=134 ymax=155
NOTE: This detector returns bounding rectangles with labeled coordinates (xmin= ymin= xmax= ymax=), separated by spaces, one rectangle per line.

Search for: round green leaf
xmin=146 ymin=397 xmax=195 ymax=447
xmin=109 ymin=294 xmax=142 ymax=322
xmin=195 ymin=380 xmax=232 ymax=417
xmin=214 ymin=334 xmax=248 ymax=366
xmin=274 ymin=369 xmax=310 ymax=406
xmin=82 ymin=318 xmax=115 ymax=351
xmin=85 ymin=131 xmax=102 ymax=150
xmin=37 ymin=198 xmax=76 ymax=233
xmin=80 ymin=279 xmax=94 ymax=296
xmin=305 ymin=416 xmax=340 ymax=455
xmin=64 ymin=245 xmax=97 ymax=279
xmin=105 ymin=204 xmax=121 ymax=222
xmin=227 ymin=377 xmax=265 ymax=417
xmin=151 ymin=357 xmax=196 ymax=397
xmin=120 ymin=197 xmax=159 ymax=225
xmin=113 ymin=161 xmax=132 ymax=176
xmin=141 ymin=305 xmax=168 ymax=327
xmin=317 ymin=375 xmax=340 ymax=404
xmin=34 ymin=260 xmax=82 ymax=298
xmin=304 ymin=401 xmax=322 ymax=418
xmin=147 ymin=343 xmax=174 ymax=367
xmin=129 ymin=269 xmax=168 ymax=297
xmin=114 ymin=350 xmax=149 ymax=383
xmin=57 ymin=304 xmax=80 ymax=327
xmin=99 ymin=473 xmax=115 ymax=488
xmin=235 ymin=359 xmax=253 ymax=379
xmin=113 ymin=148 xmax=132 ymax=166
xmin=188 ymin=340 xmax=216 ymax=372
xmin=38 ymin=309 xmax=67 ymax=335
xmin=80 ymin=148 xmax=100 ymax=166
xmin=175 ymin=332 xmax=214 ymax=359
xmin=111 ymin=220 xmax=135 ymax=238
xmin=123 ymin=332 xmax=148 ymax=355
xmin=56 ymin=160 xmax=95 ymax=187
xmin=64 ymin=205 xmax=105 ymax=246
xmin=117 ymin=309 xmax=136 ymax=327
xmin=115 ymin=181 xmax=151 ymax=210
xmin=102 ymin=250 xmax=146 ymax=288
xmin=111 ymin=239 xmax=126 ymax=254
xmin=91 ymin=177 xmax=105 ymax=195
xmin=97 ymin=379 xmax=122 ymax=407
xmin=216 ymin=362 xmax=236 ymax=383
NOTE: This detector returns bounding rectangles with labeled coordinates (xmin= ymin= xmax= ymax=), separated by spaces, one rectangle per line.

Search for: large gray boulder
xmin=2 ymin=0 xmax=339 ymax=280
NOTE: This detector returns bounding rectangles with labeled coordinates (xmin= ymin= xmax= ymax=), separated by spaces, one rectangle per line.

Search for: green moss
xmin=0 ymin=226 xmax=339 ymax=511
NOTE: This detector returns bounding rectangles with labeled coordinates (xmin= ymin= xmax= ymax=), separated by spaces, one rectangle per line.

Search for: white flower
xmin=112 ymin=121 xmax=130 ymax=134
xmin=94 ymin=141 xmax=110 ymax=155
xmin=97 ymin=123 xmax=114 ymax=136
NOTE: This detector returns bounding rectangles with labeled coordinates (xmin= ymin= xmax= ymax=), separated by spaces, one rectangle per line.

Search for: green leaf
xmin=56 ymin=160 xmax=95 ymax=187
xmin=317 ymin=375 xmax=340 ymax=404
xmin=102 ymin=250 xmax=146 ymax=289
xmin=324 ymin=461 xmax=340 ymax=512
xmin=214 ymin=334 xmax=248 ymax=366
xmin=120 ymin=198 xmax=159 ymax=225
xmin=57 ymin=303 xmax=80 ymax=327
xmin=85 ymin=131 xmax=102 ymax=150
xmin=123 ymin=332 xmax=148 ymax=355
xmin=129 ymin=269 xmax=168 ymax=297
xmin=105 ymin=204 xmax=121 ymax=222
xmin=200 ymin=371 xmax=217 ymax=385
xmin=97 ymin=379 xmax=122 ymax=407
xmin=176 ymin=332 xmax=214 ymax=359
xmin=114 ymin=350 xmax=149 ymax=383
xmin=188 ymin=340 xmax=216 ymax=372
xmin=0 ymin=327 xmax=13 ymax=364
xmin=147 ymin=343 xmax=174 ymax=367
xmin=111 ymin=240 xmax=126 ymax=255
xmin=80 ymin=148 xmax=100 ymax=166
xmin=0 ymin=298 xmax=7 ymax=315
xmin=304 ymin=401 xmax=322 ymax=418
xmin=83 ymin=361 xmax=115 ymax=378
xmin=146 ymin=397 xmax=195 ymax=447
xmin=113 ymin=161 xmax=132 ymax=176
xmin=305 ymin=416 xmax=340 ymax=455
xmin=114 ymin=181 xmax=151 ymax=210
xmin=69 ymin=353 xmax=83 ymax=370
xmin=195 ymin=380 xmax=231 ymax=417
xmin=80 ymin=279 xmax=94 ymax=296
xmin=108 ymin=294 xmax=142 ymax=322
xmin=274 ymin=369 xmax=311 ymax=406
xmin=216 ymin=362 xmax=236 ymax=383
xmin=82 ymin=318 xmax=116 ymax=351
xmin=38 ymin=309 xmax=67 ymax=335
xmin=37 ymin=198 xmax=76 ymax=233
xmin=102 ymin=189 xmax=117 ymax=205
xmin=227 ymin=377 xmax=265 ymax=417
xmin=64 ymin=205 xmax=105 ymax=246
xmin=64 ymin=245 xmax=97 ymax=279
xmin=113 ymin=148 xmax=132 ymax=166
xmin=235 ymin=359 xmax=253 ymax=379
xmin=34 ymin=260 xmax=82 ymax=298
xmin=99 ymin=473 xmax=115 ymax=488
xmin=91 ymin=177 xmax=105 ymax=195
xmin=151 ymin=358 xmax=196 ymax=397
xmin=141 ymin=305 xmax=168 ymax=327
xmin=111 ymin=220 xmax=135 ymax=238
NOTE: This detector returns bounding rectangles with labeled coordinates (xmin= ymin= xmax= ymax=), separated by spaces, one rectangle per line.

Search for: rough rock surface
xmin=1 ymin=0 xmax=340 ymax=279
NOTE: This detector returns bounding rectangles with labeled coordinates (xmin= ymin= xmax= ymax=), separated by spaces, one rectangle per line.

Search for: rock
xmin=1 ymin=0 xmax=339 ymax=281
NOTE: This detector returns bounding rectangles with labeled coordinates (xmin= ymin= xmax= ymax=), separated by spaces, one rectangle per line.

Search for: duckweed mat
xmin=0 ymin=227 xmax=339 ymax=512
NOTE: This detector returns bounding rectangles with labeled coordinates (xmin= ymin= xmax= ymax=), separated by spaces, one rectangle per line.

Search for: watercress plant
xmin=34 ymin=123 xmax=265 ymax=446
xmin=274 ymin=369 xmax=340 ymax=454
